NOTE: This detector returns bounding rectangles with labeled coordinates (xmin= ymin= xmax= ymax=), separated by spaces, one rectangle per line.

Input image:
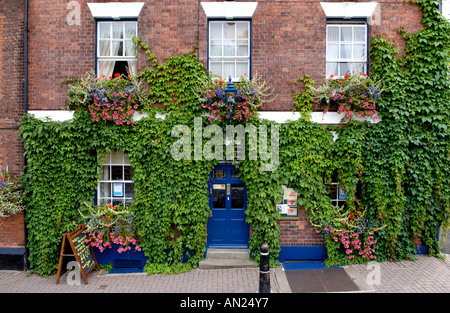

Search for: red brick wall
xmin=0 ymin=0 xmax=26 ymax=250
xmin=6 ymin=0 xmax=424 ymax=251
xmin=27 ymin=0 xmax=424 ymax=112
xmin=278 ymin=207 xmax=325 ymax=246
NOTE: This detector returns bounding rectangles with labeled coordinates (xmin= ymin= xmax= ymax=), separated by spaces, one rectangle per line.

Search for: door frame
xmin=207 ymin=163 xmax=249 ymax=248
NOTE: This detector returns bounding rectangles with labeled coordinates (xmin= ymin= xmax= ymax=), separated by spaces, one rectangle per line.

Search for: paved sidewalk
xmin=0 ymin=255 xmax=448 ymax=293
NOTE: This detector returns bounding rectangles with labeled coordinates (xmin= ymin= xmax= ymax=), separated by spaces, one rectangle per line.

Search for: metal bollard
xmin=259 ymin=243 xmax=270 ymax=293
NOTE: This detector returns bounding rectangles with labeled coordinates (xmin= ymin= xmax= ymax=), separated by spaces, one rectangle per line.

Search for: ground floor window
xmin=98 ymin=150 xmax=134 ymax=206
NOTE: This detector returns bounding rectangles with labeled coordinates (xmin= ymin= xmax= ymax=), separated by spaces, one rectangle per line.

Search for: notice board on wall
xmin=56 ymin=224 xmax=99 ymax=284
xmin=276 ymin=185 xmax=299 ymax=219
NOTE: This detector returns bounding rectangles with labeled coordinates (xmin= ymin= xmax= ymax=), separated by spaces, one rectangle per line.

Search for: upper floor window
xmin=208 ymin=21 xmax=250 ymax=80
xmin=97 ymin=21 xmax=137 ymax=77
xmin=326 ymin=23 xmax=367 ymax=77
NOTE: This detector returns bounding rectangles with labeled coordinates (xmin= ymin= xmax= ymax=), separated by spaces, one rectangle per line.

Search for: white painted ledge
xmin=201 ymin=2 xmax=258 ymax=19
xmin=320 ymin=2 xmax=378 ymax=19
xmin=27 ymin=110 xmax=380 ymax=124
xmin=87 ymin=2 xmax=145 ymax=19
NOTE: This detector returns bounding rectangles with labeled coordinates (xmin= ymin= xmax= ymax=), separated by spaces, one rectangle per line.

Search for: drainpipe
xmin=24 ymin=0 xmax=28 ymax=114
xmin=23 ymin=0 xmax=29 ymax=270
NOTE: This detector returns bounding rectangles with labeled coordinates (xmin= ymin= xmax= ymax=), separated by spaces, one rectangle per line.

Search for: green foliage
xmin=18 ymin=0 xmax=450 ymax=275
xmin=291 ymin=74 xmax=316 ymax=119
xmin=0 ymin=172 xmax=25 ymax=217
xmin=366 ymin=0 xmax=450 ymax=259
xmin=134 ymin=37 xmax=209 ymax=114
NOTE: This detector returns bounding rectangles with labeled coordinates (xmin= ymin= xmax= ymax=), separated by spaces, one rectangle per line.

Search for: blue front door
xmin=207 ymin=165 xmax=249 ymax=248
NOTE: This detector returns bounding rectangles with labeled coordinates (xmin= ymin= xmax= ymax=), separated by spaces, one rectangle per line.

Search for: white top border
xmin=87 ymin=2 xmax=145 ymax=19
xmin=27 ymin=110 xmax=380 ymax=124
xmin=201 ymin=2 xmax=258 ymax=19
xmin=320 ymin=2 xmax=378 ymax=19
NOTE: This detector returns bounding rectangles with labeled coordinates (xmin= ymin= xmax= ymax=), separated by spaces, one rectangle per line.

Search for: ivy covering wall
xmin=19 ymin=0 xmax=449 ymax=276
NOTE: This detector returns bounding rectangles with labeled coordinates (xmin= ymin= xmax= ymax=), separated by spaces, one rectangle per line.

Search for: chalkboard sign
xmin=56 ymin=224 xmax=99 ymax=284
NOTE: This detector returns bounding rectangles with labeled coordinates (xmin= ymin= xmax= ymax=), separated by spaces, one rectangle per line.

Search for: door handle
xmin=210 ymin=210 xmax=213 ymax=217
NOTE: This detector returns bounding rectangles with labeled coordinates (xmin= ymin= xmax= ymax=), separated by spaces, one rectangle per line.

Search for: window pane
xmin=111 ymin=151 xmax=123 ymax=164
xmin=224 ymin=22 xmax=235 ymax=39
xmin=111 ymin=166 xmax=123 ymax=180
xmin=326 ymin=44 xmax=338 ymax=60
xmin=210 ymin=22 xmax=222 ymax=39
xmin=223 ymin=42 xmax=236 ymax=56
xmin=99 ymin=23 xmax=110 ymax=39
xmin=236 ymin=62 xmax=248 ymax=78
xmin=112 ymin=41 xmax=123 ymax=56
xmin=125 ymin=183 xmax=134 ymax=198
xmin=99 ymin=40 xmax=110 ymax=56
xmin=124 ymin=40 xmax=135 ymax=56
xmin=351 ymin=63 xmax=365 ymax=74
xmin=327 ymin=26 xmax=339 ymax=41
xmin=353 ymin=44 xmax=366 ymax=60
xmin=213 ymin=169 xmax=226 ymax=179
xmin=210 ymin=42 xmax=222 ymax=57
xmin=210 ymin=62 xmax=222 ymax=77
xmin=339 ymin=63 xmax=351 ymax=76
xmin=236 ymin=22 xmax=248 ymax=39
xmin=100 ymin=183 xmax=111 ymax=198
xmin=237 ymin=41 xmax=248 ymax=56
xmin=231 ymin=185 xmax=244 ymax=208
xmin=98 ymin=60 xmax=115 ymax=77
xmin=113 ymin=199 xmax=124 ymax=207
xmin=340 ymin=44 xmax=352 ymax=59
xmin=326 ymin=62 xmax=338 ymax=77
xmin=354 ymin=26 xmax=366 ymax=42
xmin=224 ymin=62 xmax=235 ymax=79
xmin=341 ymin=27 xmax=352 ymax=42
xmin=124 ymin=153 xmax=131 ymax=164
xmin=124 ymin=166 xmax=133 ymax=180
xmin=101 ymin=166 xmax=110 ymax=180
xmin=213 ymin=184 xmax=226 ymax=208
xmin=125 ymin=23 xmax=137 ymax=39
xmin=112 ymin=23 xmax=123 ymax=39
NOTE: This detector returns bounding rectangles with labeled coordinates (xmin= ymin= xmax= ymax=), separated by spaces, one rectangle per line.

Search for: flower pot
xmin=93 ymin=243 xmax=147 ymax=273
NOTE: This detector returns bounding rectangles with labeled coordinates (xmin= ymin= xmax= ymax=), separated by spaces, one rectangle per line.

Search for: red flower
xmin=114 ymin=73 xmax=120 ymax=78
xmin=349 ymin=214 xmax=355 ymax=220
xmin=356 ymin=211 xmax=361 ymax=214
xmin=105 ymin=217 xmax=110 ymax=221
xmin=330 ymin=74 xmax=334 ymax=78
xmin=219 ymin=81 xmax=223 ymax=85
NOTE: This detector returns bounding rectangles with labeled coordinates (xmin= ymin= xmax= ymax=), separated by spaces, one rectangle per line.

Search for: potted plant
xmin=315 ymin=72 xmax=383 ymax=122
xmin=79 ymin=203 xmax=144 ymax=267
xmin=199 ymin=73 xmax=271 ymax=124
xmin=65 ymin=72 xmax=143 ymax=126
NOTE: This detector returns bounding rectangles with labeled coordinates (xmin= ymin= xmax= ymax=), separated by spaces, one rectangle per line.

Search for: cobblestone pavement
xmin=0 ymin=255 xmax=449 ymax=293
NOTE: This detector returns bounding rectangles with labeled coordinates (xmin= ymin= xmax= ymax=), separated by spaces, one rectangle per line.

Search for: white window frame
xmin=327 ymin=181 xmax=347 ymax=208
xmin=326 ymin=23 xmax=368 ymax=77
xmin=208 ymin=20 xmax=251 ymax=81
xmin=98 ymin=151 xmax=134 ymax=207
xmin=96 ymin=21 xmax=138 ymax=77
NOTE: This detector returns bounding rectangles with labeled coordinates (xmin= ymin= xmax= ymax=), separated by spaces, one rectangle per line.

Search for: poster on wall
xmin=276 ymin=185 xmax=299 ymax=219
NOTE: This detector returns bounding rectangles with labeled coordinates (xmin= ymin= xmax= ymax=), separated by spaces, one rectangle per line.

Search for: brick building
xmin=0 ymin=0 xmax=426 ymax=270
